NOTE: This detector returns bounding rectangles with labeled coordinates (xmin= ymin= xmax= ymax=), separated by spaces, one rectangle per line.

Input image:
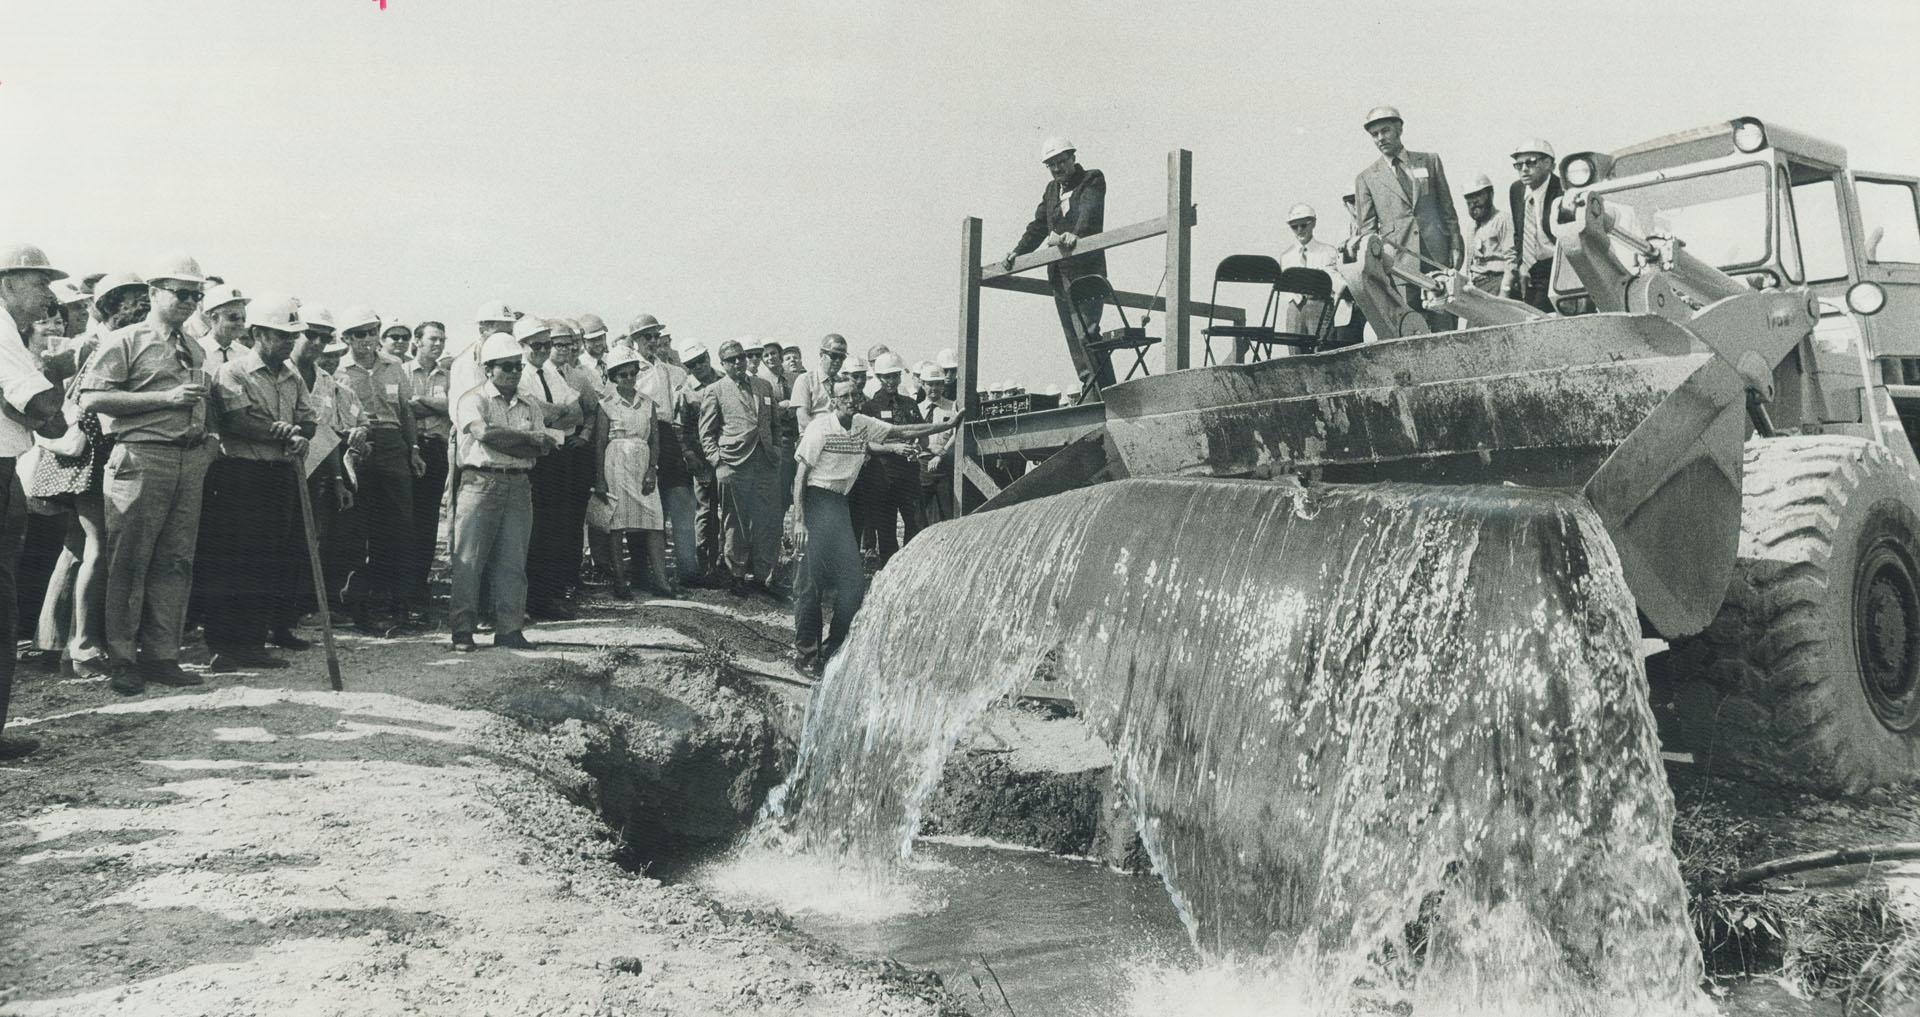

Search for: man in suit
xmin=1350 ymin=106 xmax=1464 ymax=331
xmin=1508 ymin=138 xmax=1564 ymax=313
xmin=1000 ymin=137 xmax=1114 ymax=394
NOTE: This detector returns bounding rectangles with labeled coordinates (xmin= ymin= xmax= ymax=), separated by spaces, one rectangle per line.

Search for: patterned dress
xmin=602 ymin=389 xmax=662 ymax=531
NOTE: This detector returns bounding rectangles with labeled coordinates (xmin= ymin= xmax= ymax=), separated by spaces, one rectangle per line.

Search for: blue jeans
xmin=794 ymin=486 xmax=865 ymax=666
xmin=449 ymin=471 xmax=532 ymax=635
xmin=661 ymin=483 xmax=699 ymax=581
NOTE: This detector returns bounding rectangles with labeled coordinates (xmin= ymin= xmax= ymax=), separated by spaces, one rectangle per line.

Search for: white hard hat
xmin=626 ymin=312 xmax=665 ymax=337
xmin=336 ymin=307 xmax=379 ymax=333
xmin=1039 ymin=136 xmax=1075 ymax=163
xmin=145 ymin=254 xmax=207 ymax=287
xmin=92 ymin=272 xmax=145 ymax=306
xmin=246 ymin=294 xmax=305 ymax=334
xmin=936 ymin=348 xmax=958 ymax=370
xmin=872 ymin=352 xmax=906 ymax=375
xmin=915 ymin=360 xmax=942 ymax=383
xmin=514 ymin=316 xmax=552 ymax=344
xmin=678 ymin=340 xmax=710 ymax=364
xmin=203 ymin=283 xmax=249 ymax=311
xmin=481 ymin=331 xmax=524 ymax=365
xmin=1363 ymin=105 xmax=1403 ymax=128
xmin=52 ymin=280 xmax=91 ymax=306
xmin=381 ymin=318 xmax=413 ymax=339
xmin=1285 ymin=203 xmax=1317 ymax=224
xmin=604 ymin=347 xmax=643 ymax=374
xmin=1466 ymin=173 xmax=1495 ymax=196
xmin=577 ymin=312 xmax=609 ymax=339
xmin=1043 ymin=383 xmax=1062 ymax=397
xmin=0 ymin=243 xmax=68 ymax=281
xmin=301 ymin=304 xmax=336 ymax=331
xmin=475 ymin=299 xmax=515 ymax=324
xmin=1510 ymin=138 xmax=1556 ymax=161
xmin=843 ymin=355 xmax=869 ymax=374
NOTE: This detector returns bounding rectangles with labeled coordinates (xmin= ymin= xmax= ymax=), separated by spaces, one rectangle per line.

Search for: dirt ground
xmin=0 ymin=587 xmax=954 ymax=1017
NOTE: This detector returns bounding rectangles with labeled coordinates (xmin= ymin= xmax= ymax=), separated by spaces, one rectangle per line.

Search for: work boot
xmin=493 ymin=631 xmax=536 ymax=650
xmin=0 ymin=734 xmax=40 ymax=760
xmin=727 ymin=575 xmax=752 ymax=598
xmin=107 ymin=663 xmax=145 ymax=697
xmin=450 ymin=632 xmax=478 ymax=653
xmin=143 ymin=661 xmax=205 ymax=687
xmin=70 ymin=657 xmax=110 ymax=681
xmin=269 ymin=629 xmax=313 ymax=651
xmin=18 ymin=649 xmax=58 ymax=674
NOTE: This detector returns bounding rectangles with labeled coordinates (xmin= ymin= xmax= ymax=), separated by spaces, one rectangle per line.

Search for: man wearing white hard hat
xmin=335 ymin=307 xmax=426 ymax=631
xmin=283 ymin=314 xmax=363 ymax=641
xmin=404 ymin=320 xmax=452 ymax=617
xmin=857 ymin=352 xmax=926 ymax=566
xmin=1351 ymin=106 xmax=1464 ymax=330
xmin=448 ymin=332 xmax=555 ymax=651
xmin=197 ymin=285 xmax=253 ymax=366
xmin=512 ymin=317 xmax=587 ymax=620
xmin=1464 ymin=173 xmax=1516 ymax=296
xmin=916 ymin=359 xmax=958 ymax=523
xmin=1280 ymin=203 xmax=1345 ymax=340
xmin=675 ymin=340 xmax=726 ymax=583
xmin=0 ymin=244 xmax=74 ymax=754
xmin=1508 ymin=137 xmax=1564 ymax=312
xmin=1000 ymin=136 xmax=1116 ymax=395
xmin=76 ymin=254 xmax=218 ymax=693
xmin=198 ymin=295 xmax=315 ymax=673
xmin=698 ymin=339 xmax=782 ymax=598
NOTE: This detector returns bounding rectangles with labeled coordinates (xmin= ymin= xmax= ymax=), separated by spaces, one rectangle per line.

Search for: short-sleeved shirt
xmin=199 ymin=336 xmax=248 ymax=367
xmin=519 ymin=359 xmax=580 ymax=443
xmin=214 ymin=350 xmax=317 ymax=461
xmin=795 ymin=412 xmax=891 ymax=495
xmin=338 ymin=353 xmax=413 ymax=428
xmin=787 ymin=369 xmax=835 ymax=431
xmin=0 ymin=322 xmax=56 ymax=458
xmin=77 ymin=316 xmax=209 ymax=442
xmin=637 ymin=358 xmax=688 ymax=423
xmin=457 ymin=382 xmax=542 ymax=469
xmin=404 ymin=359 xmax=452 ymax=440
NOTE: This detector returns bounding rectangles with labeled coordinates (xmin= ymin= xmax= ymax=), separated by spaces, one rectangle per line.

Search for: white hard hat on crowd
xmin=819 ymin=333 xmax=849 ymax=355
xmin=301 ymin=304 xmax=336 ymax=331
xmin=547 ymin=318 xmax=580 ymax=339
xmin=1285 ymin=203 xmax=1317 ymax=223
xmin=481 ymin=331 xmax=524 ymax=365
xmin=203 ymin=283 xmax=249 ymax=312
xmin=577 ymin=312 xmax=608 ymax=339
xmin=92 ymin=272 xmax=145 ymax=306
xmin=53 ymin=280 xmax=91 ymax=306
xmin=1363 ymin=105 xmax=1403 ymax=128
xmin=514 ymin=316 xmax=552 ymax=344
xmin=1466 ymin=173 xmax=1495 ymax=196
xmin=145 ymin=254 xmax=207 ymax=287
xmin=872 ymin=352 xmax=906 ymax=376
xmin=336 ymin=307 xmax=380 ymax=333
xmin=626 ymin=313 xmax=665 ymax=338
xmin=319 ymin=337 xmax=349 ymax=355
xmin=916 ymin=361 xmax=944 ymax=383
xmin=935 ymin=348 xmax=958 ymax=370
xmin=381 ymin=318 xmax=413 ymax=339
xmin=678 ymin=341 xmax=710 ymax=364
xmin=246 ymin=295 xmax=305 ymax=334
xmin=1511 ymin=138 xmax=1556 ymax=161
xmin=475 ymin=299 xmax=515 ymax=324
xmin=1039 ymin=136 xmax=1075 ymax=163
xmin=843 ymin=355 xmax=868 ymax=374
xmin=604 ymin=347 xmax=643 ymax=374
xmin=0 ymin=243 xmax=68 ymax=281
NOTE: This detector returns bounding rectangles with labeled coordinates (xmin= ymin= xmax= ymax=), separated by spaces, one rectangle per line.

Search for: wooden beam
xmin=956 ymin=217 xmax=983 ymax=515
xmin=980 ymin=274 xmax=1244 ymax=324
xmin=960 ymin=455 xmax=1003 ymax=500
xmin=1167 ymin=149 xmax=1194 ymax=370
xmin=979 ymin=211 xmax=1190 ymax=282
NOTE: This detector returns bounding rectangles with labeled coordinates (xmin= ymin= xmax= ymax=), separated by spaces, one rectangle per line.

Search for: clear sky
xmin=3 ymin=0 xmax=1916 ymax=389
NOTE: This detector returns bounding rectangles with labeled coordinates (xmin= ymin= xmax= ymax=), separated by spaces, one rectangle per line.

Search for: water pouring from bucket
xmin=750 ymin=477 xmax=1710 ymax=1015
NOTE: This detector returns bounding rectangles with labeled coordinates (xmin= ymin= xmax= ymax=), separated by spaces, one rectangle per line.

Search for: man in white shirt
xmin=1507 ymin=138 xmax=1564 ymax=312
xmin=1279 ymin=203 xmax=1345 ymax=339
xmin=0 ymin=244 xmax=71 ymax=757
xmin=790 ymin=378 xmax=961 ymax=676
xmin=512 ymin=317 xmax=585 ymax=620
xmin=1464 ymin=174 xmax=1516 ymax=296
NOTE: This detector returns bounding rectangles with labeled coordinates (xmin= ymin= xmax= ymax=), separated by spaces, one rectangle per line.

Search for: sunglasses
xmin=721 ymin=354 xmax=744 ymax=364
xmin=525 ymin=342 xmax=551 ymax=351
xmin=344 ymin=329 xmax=379 ymax=341
xmin=162 ymin=288 xmax=204 ymax=305
xmin=1513 ymin=156 xmax=1549 ymax=169
xmin=494 ymin=361 xmax=525 ymax=372
xmin=822 ymin=350 xmax=846 ymax=360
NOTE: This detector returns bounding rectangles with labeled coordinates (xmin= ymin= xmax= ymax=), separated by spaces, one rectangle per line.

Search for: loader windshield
xmin=1589 ymin=163 xmax=1773 ymax=274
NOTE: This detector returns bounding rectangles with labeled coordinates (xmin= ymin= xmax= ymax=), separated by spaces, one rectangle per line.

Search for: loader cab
xmin=1552 ymin=117 xmax=1920 ymax=438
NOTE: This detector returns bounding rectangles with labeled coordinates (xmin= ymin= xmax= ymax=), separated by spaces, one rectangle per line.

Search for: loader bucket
xmin=1099 ymin=313 xmax=1749 ymax=637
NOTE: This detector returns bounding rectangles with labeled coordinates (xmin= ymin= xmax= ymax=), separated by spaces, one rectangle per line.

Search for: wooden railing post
xmin=1166 ymin=149 xmax=1194 ymax=371
xmin=956 ymin=217 xmax=983 ymax=514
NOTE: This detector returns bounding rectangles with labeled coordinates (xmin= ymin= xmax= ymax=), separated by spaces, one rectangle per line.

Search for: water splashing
xmin=752 ymin=478 xmax=1709 ymax=1015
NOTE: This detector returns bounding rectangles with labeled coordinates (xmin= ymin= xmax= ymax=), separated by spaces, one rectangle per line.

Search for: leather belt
xmin=465 ymin=464 xmax=530 ymax=475
xmin=120 ymin=435 xmax=207 ymax=449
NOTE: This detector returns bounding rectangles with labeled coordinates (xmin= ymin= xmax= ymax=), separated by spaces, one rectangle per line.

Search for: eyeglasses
xmin=525 ymin=342 xmax=551 ymax=352
xmin=1513 ymin=156 xmax=1549 ymax=169
xmin=720 ymin=354 xmax=744 ymax=364
xmin=161 ymin=288 xmax=204 ymax=305
xmin=494 ymin=362 xmax=525 ymax=372
xmin=822 ymin=351 xmax=846 ymax=360
xmin=344 ymin=329 xmax=378 ymax=341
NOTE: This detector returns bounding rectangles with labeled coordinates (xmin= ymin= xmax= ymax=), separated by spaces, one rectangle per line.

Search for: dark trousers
xmin=717 ymin=447 xmax=780 ymax=583
xmin=406 ymin=435 xmax=449 ymax=604
xmin=858 ymin=454 xmax=923 ymax=568
xmin=343 ymin=429 xmax=414 ymax=606
xmin=1050 ymin=266 xmax=1115 ymax=392
xmin=198 ymin=458 xmax=297 ymax=652
xmin=526 ymin=442 xmax=592 ymax=610
xmin=1520 ymin=261 xmax=1554 ymax=313
xmin=559 ymin=442 xmax=595 ymax=592
xmin=16 ymin=510 xmax=63 ymax=632
xmin=1405 ymin=284 xmax=1457 ymax=332
xmin=692 ymin=470 xmax=721 ymax=573
xmin=793 ymin=486 xmax=864 ymax=667
xmin=285 ymin=452 xmax=340 ymax=627
xmin=0 ymin=461 xmax=25 ymax=733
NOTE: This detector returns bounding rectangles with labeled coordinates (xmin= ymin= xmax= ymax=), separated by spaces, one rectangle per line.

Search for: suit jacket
xmin=1509 ymin=174 xmax=1566 ymax=288
xmin=1353 ymin=149 xmax=1462 ymax=271
xmin=1013 ymin=166 xmax=1107 ymax=283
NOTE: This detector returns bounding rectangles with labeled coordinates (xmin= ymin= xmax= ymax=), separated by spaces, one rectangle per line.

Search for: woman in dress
xmin=592 ymin=348 xmax=674 ymax=598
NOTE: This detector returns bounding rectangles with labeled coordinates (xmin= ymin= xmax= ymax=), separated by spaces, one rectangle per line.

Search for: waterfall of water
xmin=751 ymin=477 xmax=1708 ymax=1015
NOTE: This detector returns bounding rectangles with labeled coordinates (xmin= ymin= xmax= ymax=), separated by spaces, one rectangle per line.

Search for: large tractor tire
xmin=1657 ymin=435 xmax=1920 ymax=795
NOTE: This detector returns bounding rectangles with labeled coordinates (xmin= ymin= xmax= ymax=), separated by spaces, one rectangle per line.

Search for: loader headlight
xmin=1732 ymin=118 xmax=1768 ymax=153
xmin=1565 ymin=157 xmax=1595 ymax=187
xmin=1847 ymin=280 xmax=1887 ymax=316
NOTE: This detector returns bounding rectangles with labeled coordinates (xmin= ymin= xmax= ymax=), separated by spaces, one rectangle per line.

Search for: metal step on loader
xmin=982 ymin=117 xmax=1920 ymax=794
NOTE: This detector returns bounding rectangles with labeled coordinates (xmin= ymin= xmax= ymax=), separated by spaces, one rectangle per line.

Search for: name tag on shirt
xmin=1410 ymin=166 xmax=1430 ymax=180
xmin=880 ymin=410 xmax=894 ymax=421
xmin=385 ymin=383 xmax=400 ymax=399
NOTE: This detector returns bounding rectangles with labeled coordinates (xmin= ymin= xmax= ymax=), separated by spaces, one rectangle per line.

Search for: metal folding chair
xmin=1068 ymin=275 xmax=1159 ymax=397
xmin=1200 ymin=256 xmax=1339 ymax=362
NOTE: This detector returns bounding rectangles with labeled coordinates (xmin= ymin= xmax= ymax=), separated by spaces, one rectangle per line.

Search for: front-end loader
xmin=987 ymin=117 xmax=1920 ymax=794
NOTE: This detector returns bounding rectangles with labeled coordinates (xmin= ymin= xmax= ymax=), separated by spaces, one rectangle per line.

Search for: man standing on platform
xmin=200 ymin=296 xmax=313 ymax=672
xmin=1000 ymin=137 xmax=1112 ymax=394
xmin=700 ymin=339 xmax=781 ymax=598
xmin=1279 ymin=203 xmax=1344 ymax=338
xmin=791 ymin=379 xmax=962 ymax=676
xmin=404 ymin=320 xmax=451 ymax=619
xmin=1464 ymin=174 xmax=1516 ymax=296
xmin=1507 ymin=138 xmax=1563 ymax=312
xmin=78 ymin=255 xmax=217 ymax=694
xmin=449 ymin=333 xmax=554 ymax=652
xmin=335 ymin=307 xmax=425 ymax=631
xmin=1351 ymin=105 xmax=1464 ymax=331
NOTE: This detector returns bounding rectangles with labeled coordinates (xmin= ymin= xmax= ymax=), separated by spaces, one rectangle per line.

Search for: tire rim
xmin=1855 ymin=535 xmax=1920 ymax=731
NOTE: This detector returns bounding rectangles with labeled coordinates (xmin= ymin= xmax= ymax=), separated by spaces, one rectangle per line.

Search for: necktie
xmin=1394 ymin=157 xmax=1414 ymax=200
xmin=537 ymin=366 xmax=552 ymax=401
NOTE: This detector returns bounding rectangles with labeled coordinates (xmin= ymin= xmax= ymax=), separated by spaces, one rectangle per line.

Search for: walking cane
xmin=291 ymin=457 xmax=344 ymax=692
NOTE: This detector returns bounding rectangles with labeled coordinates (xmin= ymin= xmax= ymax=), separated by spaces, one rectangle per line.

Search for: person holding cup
xmin=75 ymin=254 xmax=218 ymax=695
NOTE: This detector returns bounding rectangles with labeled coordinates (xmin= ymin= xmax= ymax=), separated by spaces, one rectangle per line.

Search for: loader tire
xmin=1658 ymin=435 xmax=1920 ymax=795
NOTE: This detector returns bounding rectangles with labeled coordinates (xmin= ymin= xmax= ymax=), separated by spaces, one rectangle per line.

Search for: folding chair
xmin=1200 ymin=256 xmax=1340 ymax=363
xmin=1067 ymin=275 xmax=1159 ymax=398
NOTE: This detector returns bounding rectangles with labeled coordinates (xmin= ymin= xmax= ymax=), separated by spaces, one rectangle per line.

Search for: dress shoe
xmin=107 ymin=664 xmax=146 ymax=696
xmin=610 ymin=584 xmax=635 ymax=601
xmin=727 ymin=576 xmax=752 ymax=598
xmin=269 ymin=629 xmax=314 ymax=651
xmin=206 ymin=654 xmax=246 ymax=674
xmin=754 ymin=581 xmax=788 ymax=604
xmin=0 ymin=734 xmax=40 ymax=760
xmin=70 ymin=657 xmax=111 ymax=681
xmin=142 ymin=661 xmax=205 ymax=687
xmin=18 ymin=649 xmax=59 ymax=673
xmin=493 ymin=631 xmax=537 ymax=650
xmin=450 ymin=632 xmax=478 ymax=653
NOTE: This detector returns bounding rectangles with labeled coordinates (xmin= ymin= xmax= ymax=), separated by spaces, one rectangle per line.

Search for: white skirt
xmin=604 ymin=437 xmax=662 ymax=531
